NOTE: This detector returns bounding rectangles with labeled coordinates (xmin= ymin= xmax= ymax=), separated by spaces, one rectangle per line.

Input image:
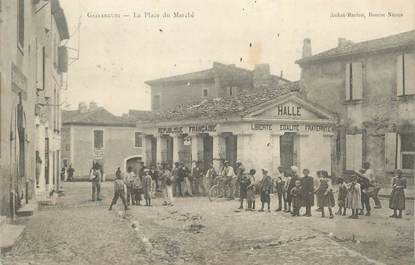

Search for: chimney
xmin=253 ymin=64 xmax=271 ymax=89
xmin=280 ymin=70 xmax=284 ymax=78
xmin=89 ymin=101 xmax=98 ymax=111
xmin=78 ymin=102 xmax=87 ymax=113
xmin=302 ymin=38 xmax=312 ymax=58
xmin=338 ymin=38 xmax=353 ymax=48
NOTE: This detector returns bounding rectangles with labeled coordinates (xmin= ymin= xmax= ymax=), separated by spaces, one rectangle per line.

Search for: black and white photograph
xmin=0 ymin=0 xmax=414 ymax=264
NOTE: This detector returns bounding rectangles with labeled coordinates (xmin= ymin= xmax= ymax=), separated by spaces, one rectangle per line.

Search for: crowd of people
xmin=105 ymin=160 xmax=407 ymax=219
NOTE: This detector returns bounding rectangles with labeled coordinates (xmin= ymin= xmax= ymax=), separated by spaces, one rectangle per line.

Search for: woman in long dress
xmin=389 ymin=169 xmax=406 ymax=218
xmin=315 ymin=170 xmax=335 ymax=218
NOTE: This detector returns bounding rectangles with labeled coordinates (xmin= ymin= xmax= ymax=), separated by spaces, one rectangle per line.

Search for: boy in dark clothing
xmin=301 ymin=169 xmax=314 ymax=217
xmin=291 ymin=180 xmax=303 ymax=217
xmin=109 ymin=173 xmax=128 ymax=211
xmin=273 ymin=167 xmax=285 ymax=212
xmin=259 ymin=169 xmax=272 ymax=212
xmin=286 ymin=166 xmax=300 ymax=213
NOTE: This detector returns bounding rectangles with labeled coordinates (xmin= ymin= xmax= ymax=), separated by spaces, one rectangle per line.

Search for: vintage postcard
xmin=0 ymin=0 xmax=414 ymax=264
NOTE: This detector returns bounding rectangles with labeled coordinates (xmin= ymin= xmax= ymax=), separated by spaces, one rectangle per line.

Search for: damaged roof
xmin=62 ymin=107 xmax=135 ymax=127
xmin=296 ymin=30 xmax=415 ymax=65
xmin=140 ymin=82 xmax=303 ymax=123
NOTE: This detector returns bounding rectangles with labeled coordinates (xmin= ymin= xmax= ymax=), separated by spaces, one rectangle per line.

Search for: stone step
xmin=16 ymin=200 xmax=38 ymax=217
xmin=0 ymin=224 xmax=25 ymax=254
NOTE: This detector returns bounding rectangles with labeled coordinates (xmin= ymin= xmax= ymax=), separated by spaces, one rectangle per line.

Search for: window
xmin=17 ymin=0 xmax=24 ymax=49
xmin=202 ymin=88 xmax=208 ymax=97
xmin=345 ymin=134 xmax=362 ymax=171
xmin=226 ymin=86 xmax=237 ymax=96
xmin=401 ymin=133 xmax=415 ymax=170
xmin=152 ymin=94 xmax=161 ymax=110
xmin=397 ymin=53 xmax=415 ymax=96
xmin=345 ymin=62 xmax=363 ymax=101
xmin=134 ymin=132 xmax=143 ymax=148
xmin=93 ymin=130 xmax=104 ymax=149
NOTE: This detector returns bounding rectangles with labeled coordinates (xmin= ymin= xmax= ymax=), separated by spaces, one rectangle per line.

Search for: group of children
xmin=108 ymin=167 xmax=153 ymax=211
xmin=240 ymin=166 xmax=407 ymax=220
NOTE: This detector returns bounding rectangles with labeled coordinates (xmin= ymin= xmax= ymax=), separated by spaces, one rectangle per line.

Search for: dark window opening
xmin=94 ymin=130 xmax=104 ymax=149
xmin=135 ymin=132 xmax=143 ymax=148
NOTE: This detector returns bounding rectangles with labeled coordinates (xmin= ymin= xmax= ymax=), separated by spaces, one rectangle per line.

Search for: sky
xmin=60 ymin=0 xmax=414 ymax=115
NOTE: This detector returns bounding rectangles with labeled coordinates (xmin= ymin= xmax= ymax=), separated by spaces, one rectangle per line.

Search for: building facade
xmin=146 ymin=62 xmax=290 ymax=112
xmin=0 ymin=0 xmax=69 ymax=217
xmin=296 ymin=30 xmax=415 ymax=181
xmin=139 ymin=83 xmax=337 ymax=178
xmin=62 ymin=104 xmax=144 ymax=180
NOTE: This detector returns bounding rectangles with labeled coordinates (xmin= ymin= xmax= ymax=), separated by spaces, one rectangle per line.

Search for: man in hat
xmin=259 ymin=168 xmax=272 ymax=212
xmin=222 ymin=161 xmax=235 ymax=200
xmin=235 ymin=161 xmax=244 ymax=198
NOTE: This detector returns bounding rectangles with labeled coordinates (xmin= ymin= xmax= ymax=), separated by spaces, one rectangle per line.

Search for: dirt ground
xmin=1 ymin=182 xmax=413 ymax=265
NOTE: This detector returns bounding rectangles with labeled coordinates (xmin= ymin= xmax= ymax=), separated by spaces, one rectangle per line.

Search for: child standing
xmin=336 ymin=177 xmax=347 ymax=216
xmin=346 ymin=175 xmax=362 ymax=219
xmin=132 ymin=171 xmax=142 ymax=205
xmin=290 ymin=180 xmax=303 ymax=217
xmin=389 ymin=169 xmax=407 ymax=218
xmin=315 ymin=170 xmax=334 ymax=218
xmin=109 ymin=172 xmax=128 ymax=211
xmin=301 ymin=169 xmax=314 ymax=217
xmin=274 ymin=167 xmax=285 ymax=212
xmin=143 ymin=169 xmax=153 ymax=206
xmin=283 ymin=172 xmax=292 ymax=212
xmin=258 ymin=169 xmax=272 ymax=212
xmin=246 ymin=169 xmax=256 ymax=211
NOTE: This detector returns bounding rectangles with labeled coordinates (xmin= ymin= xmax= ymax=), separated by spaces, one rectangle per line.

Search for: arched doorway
xmin=124 ymin=156 xmax=143 ymax=177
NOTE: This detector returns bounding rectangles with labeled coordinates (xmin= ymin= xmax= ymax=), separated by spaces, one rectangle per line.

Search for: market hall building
xmin=138 ymin=83 xmax=337 ymax=177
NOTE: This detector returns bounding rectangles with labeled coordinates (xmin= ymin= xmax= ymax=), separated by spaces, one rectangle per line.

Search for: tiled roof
xmin=127 ymin=110 xmax=153 ymax=121
xmin=296 ymin=30 xmax=415 ymax=64
xmin=62 ymin=107 xmax=135 ymax=126
xmin=145 ymin=62 xmax=290 ymax=85
xmin=141 ymin=82 xmax=302 ymax=123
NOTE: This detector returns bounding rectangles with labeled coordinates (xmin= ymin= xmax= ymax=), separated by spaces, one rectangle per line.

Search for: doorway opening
xmin=224 ymin=133 xmax=238 ymax=168
xmin=126 ymin=156 xmax=143 ymax=178
xmin=280 ymin=132 xmax=296 ymax=172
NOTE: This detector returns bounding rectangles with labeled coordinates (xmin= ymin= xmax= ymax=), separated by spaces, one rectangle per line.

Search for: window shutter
xmin=345 ymin=64 xmax=351 ymax=101
xmin=353 ymin=134 xmax=363 ymax=171
xmin=346 ymin=134 xmax=354 ymax=170
xmin=346 ymin=134 xmax=363 ymax=171
xmin=385 ymin=132 xmax=397 ymax=171
xmin=352 ymin=62 xmax=363 ymax=100
xmin=404 ymin=53 xmax=415 ymax=95
xmin=396 ymin=55 xmax=404 ymax=96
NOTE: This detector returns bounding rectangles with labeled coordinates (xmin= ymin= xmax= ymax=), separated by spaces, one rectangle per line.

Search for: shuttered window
xmin=397 ymin=53 xmax=415 ymax=96
xmin=17 ymin=0 xmax=24 ymax=49
xmin=134 ymin=132 xmax=143 ymax=148
xmin=384 ymin=132 xmax=398 ymax=171
xmin=345 ymin=134 xmax=362 ymax=171
xmin=401 ymin=133 xmax=415 ymax=170
xmin=93 ymin=130 xmax=104 ymax=149
xmin=345 ymin=62 xmax=363 ymax=101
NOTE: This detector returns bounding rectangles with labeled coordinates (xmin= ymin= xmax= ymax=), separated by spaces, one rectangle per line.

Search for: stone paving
xmin=0 ymin=182 xmax=413 ymax=265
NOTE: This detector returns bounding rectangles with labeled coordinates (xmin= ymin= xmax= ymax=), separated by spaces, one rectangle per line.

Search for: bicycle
xmin=208 ymin=176 xmax=227 ymax=201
